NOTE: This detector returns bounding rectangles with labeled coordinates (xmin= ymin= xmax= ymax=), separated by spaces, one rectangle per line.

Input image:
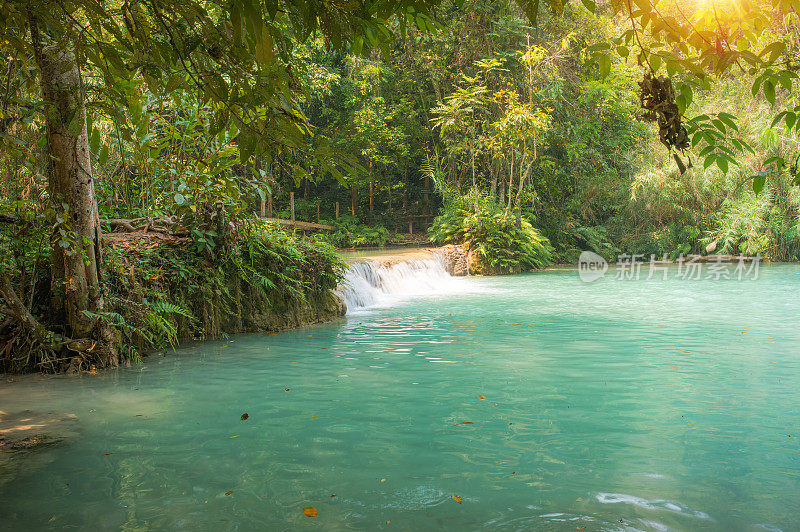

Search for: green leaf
xmin=90 ymin=128 xmax=100 ymax=155
xmin=581 ymin=0 xmax=596 ymax=12
xmin=254 ymin=24 xmax=274 ymax=63
xmin=67 ymin=112 xmax=84 ymax=138
xmin=717 ymin=114 xmax=738 ymax=132
xmin=597 ymin=54 xmax=611 ymax=78
xmin=698 ymin=145 xmax=716 ymax=157
xmin=516 ymin=0 xmax=541 ymax=23
xmin=716 ymin=155 xmax=728 ymax=174
xmin=763 ymin=79 xmax=776 ymax=105
xmin=350 ymin=37 xmax=363 ymax=56
xmin=778 ymin=70 xmax=794 ymax=90
xmin=99 ymin=143 xmax=109 ymax=166
xmin=753 ymin=174 xmax=766 ymax=194
xmin=763 ymin=156 xmax=785 ymax=169
xmin=785 ymin=112 xmax=797 ymax=130
xmin=649 ymin=54 xmax=661 ymax=73
xmin=751 ymin=76 xmax=763 ymax=97
xmin=239 ymin=131 xmax=256 ymax=164
xmin=676 ymin=94 xmax=687 ymax=114
xmin=759 ymin=42 xmax=786 ymax=63
xmin=772 ymin=110 xmax=789 ymax=127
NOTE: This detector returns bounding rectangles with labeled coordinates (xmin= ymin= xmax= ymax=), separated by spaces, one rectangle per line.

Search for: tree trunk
xmin=489 ymin=161 xmax=497 ymax=199
xmin=471 ymin=139 xmax=480 ymax=222
xmin=402 ymin=166 xmax=409 ymax=212
xmin=423 ymin=175 xmax=432 ymax=215
xmin=505 ymin=149 xmax=515 ymax=217
xmin=29 ymin=11 xmax=114 ymax=362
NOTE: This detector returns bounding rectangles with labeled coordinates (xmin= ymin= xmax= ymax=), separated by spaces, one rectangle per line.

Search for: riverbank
xmin=0 ymin=224 xmax=346 ymax=374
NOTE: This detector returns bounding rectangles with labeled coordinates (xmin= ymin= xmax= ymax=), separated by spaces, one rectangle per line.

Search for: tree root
xmin=103 ymin=216 xmax=178 ymax=234
xmin=0 ymin=268 xmax=123 ymax=374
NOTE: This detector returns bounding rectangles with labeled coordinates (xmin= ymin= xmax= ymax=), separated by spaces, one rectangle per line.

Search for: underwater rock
xmin=0 ymin=409 xmax=79 ymax=453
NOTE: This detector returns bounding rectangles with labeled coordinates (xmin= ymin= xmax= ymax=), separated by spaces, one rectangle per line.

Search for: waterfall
xmin=337 ymin=255 xmax=458 ymax=311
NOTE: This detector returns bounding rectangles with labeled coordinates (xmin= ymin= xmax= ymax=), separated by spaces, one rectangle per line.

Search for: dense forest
xmin=1 ymin=0 xmax=798 ymax=372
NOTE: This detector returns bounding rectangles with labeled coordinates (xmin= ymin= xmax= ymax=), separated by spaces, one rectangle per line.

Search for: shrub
xmin=429 ymin=193 xmax=553 ymax=273
xmin=318 ymin=215 xmax=390 ymax=248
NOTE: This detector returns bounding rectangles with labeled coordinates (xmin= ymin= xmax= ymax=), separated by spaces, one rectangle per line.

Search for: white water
xmin=337 ymin=255 xmax=467 ymax=311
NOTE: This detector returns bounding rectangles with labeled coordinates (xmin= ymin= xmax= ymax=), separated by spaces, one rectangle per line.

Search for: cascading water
xmin=336 ymin=254 xmax=460 ymax=311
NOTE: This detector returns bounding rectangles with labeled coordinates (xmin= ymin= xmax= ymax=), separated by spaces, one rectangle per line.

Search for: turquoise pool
xmin=1 ymin=263 xmax=799 ymax=530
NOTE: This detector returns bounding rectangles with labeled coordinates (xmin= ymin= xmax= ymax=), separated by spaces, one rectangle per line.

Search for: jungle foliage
xmin=1 ymin=0 xmax=799 ymax=372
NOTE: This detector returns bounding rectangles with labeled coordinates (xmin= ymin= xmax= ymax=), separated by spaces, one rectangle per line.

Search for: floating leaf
xmin=225 ymin=491 xmax=233 ymax=496
xmin=456 ymin=421 xmax=474 ymax=425
xmin=452 ymin=495 xmax=463 ymax=504
xmin=380 ymin=478 xmax=387 ymax=483
xmin=478 ymin=395 xmax=486 ymax=400
xmin=302 ymin=506 xmax=318 ymax=517
xmin=240 ymin=413 xmax=249 ymax=421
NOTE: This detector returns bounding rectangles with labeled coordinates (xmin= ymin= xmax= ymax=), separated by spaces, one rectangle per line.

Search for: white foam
xmin=336 ymin=256 xmax=472 ymax=312
xmin=596 ymin=493 xmax=712 ymax=521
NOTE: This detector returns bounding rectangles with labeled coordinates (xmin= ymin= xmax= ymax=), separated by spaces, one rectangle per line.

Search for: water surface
xmin=1 ymin=264 xmax=799 ymax=530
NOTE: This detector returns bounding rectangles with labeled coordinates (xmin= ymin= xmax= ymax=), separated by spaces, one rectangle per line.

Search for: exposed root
xmin=0 ymin=267 xmax=123 ymax=374
xmin=103 ymin=216 xmax=178 ymax=234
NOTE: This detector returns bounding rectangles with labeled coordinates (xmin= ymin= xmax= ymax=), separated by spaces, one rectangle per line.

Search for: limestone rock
xmin=431 ymin=244 xmax=469 ymax=276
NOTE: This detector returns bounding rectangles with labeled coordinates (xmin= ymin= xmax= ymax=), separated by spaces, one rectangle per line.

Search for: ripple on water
xmin=2 ymin=266 xmax=800 ymax=530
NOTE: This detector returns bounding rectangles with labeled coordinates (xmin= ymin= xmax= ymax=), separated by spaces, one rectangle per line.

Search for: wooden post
xmin=316 ymin=203 xmax=320 ymax=223
xmin=408 ymin=219 xmax=413 ymax=235
xmin=260 ymin=193 xmax=266 ymax=218
xmin=369 ymin=180 xmax=374 ymax=215
xmin=290 ymin=191 xmax=295 ymax=227
xmin=267 ymin=193 xmax=273 ymax=218
xmin=335 ymin=201 xmax=339 ymax=219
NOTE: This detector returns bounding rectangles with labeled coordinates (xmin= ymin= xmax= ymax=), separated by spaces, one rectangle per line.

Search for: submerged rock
xmin=0 ymin=409 xmax=80 ymax=490
xmin=0 ymin=409 xmax=79 ymax=453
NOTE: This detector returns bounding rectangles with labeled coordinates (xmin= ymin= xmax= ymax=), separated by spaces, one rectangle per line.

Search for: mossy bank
xmin=1 ymin=222 xmax=346 ymax=374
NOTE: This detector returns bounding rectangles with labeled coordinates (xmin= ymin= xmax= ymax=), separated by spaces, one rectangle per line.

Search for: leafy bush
xmin=706 ymin=188 xmax=800 ymax=261
xmin=317 ymin=215 xmax=390 ymax=248
xmin=101 ymin=221 xmax=345 ymax=356
xmin=429 ymin=193 xmax=553 ymax=273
